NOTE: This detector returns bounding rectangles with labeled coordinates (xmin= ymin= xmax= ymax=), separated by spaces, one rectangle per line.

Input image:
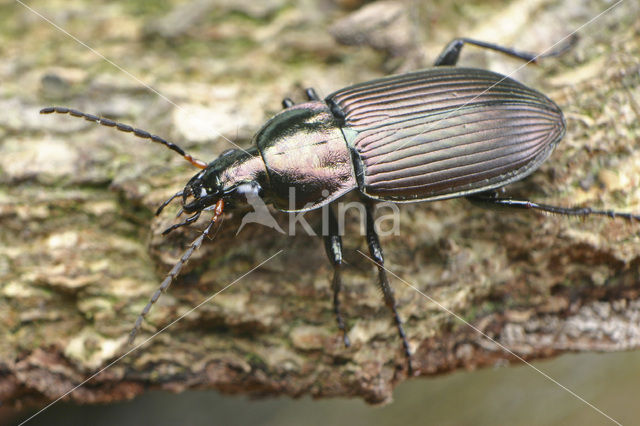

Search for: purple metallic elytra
xmin=42 ymin=35 xmax=639 ymax=376
xmin=328 ymin=67 xmax=565 ymax=202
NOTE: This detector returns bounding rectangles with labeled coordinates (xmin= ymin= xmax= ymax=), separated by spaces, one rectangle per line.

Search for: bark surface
xmin=1 ymin=0 xmax=639 ymax=408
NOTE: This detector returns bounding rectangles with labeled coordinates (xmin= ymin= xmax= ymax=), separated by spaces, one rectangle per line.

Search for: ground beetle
xmin=41 ymin=37 xmax=639 ymax=374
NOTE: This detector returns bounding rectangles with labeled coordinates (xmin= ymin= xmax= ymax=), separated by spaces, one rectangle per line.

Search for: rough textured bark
xmin=1 ymin=0 xmax=639 ymax=409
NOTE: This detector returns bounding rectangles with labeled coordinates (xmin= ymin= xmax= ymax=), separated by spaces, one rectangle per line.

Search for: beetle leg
xmin=434 ymin=35 xmax=577 ymax=66
xmin=363 ymin=199 xmax=413 ymax=374
xmin=305 ymin=88 xmax=320 ymax=101
xmin=467 ymin=193 xmax=640 ymax=222
xmin=323 ymin=204 xmax=350 ymax=347
xmin=161 ymin=211 xmax=201 ymax=235
xmin=156 ymin=191 xmax=184 ymax=216
xmin=282 ymin=98 xmax=295 ymax=109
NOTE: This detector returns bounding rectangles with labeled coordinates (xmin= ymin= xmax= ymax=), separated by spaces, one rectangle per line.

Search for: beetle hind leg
xmin=467 ymin=192 xmax=640 ymax=222
xmin=363 ymin=200 xmax=413 ymax=374
xmin=434 ymin=36 xmax=577 ymax=66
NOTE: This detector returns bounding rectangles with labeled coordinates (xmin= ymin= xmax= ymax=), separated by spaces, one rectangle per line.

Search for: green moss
xmin=0 ymin=4 xmax=20 ymax=39
xmin=245 ymin=351 xmax=266 ymax=366
xmin=123 ymin=0 xmax=173 ymax=16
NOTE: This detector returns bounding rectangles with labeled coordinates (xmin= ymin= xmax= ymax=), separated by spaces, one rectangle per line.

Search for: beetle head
xmin=181 ymin=171 xmax=223 ymax=214
xmin=183 ymin=147 xmax=266 ymax=210
xmin=156 ymin=147 xmax=267 ymax=234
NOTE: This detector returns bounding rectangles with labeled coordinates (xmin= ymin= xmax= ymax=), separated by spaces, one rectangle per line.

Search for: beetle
xmin=41 ymin=37 xmax=639 ymax=374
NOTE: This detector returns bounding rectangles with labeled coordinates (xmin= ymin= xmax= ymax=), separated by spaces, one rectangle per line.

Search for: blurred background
xmin=2 ymin=0 xmax=639 ymax=424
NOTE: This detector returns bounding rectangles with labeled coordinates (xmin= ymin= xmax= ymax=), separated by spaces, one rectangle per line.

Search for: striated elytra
xmin=41 ymin=36 xmax=639 ymax=375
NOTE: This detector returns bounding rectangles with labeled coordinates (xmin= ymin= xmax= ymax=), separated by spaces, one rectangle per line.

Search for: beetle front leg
xmin=434 ymin=36 xmax=576 ymax=66
xmin=305 ymin=88 xmax=320 ymax=101
xmin=467 ymin=192 xmax=640 ymax=222
xmin=282 ymin=88 xmax=320 ymax=109
xmin=363 ymin=200 xmax=413 ymax=374
xmin=323 ymin=204 xmax=350 ymax=347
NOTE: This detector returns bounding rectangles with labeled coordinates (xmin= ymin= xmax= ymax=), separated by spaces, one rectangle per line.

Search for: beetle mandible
xmin=41 ymin=37 xmax=639 ymax=374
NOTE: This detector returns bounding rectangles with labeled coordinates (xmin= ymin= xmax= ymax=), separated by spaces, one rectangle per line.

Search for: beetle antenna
xmin=128 ymin=199 xmax=224 ymax=345
xmin=40 ymin=107 xmax=207 ymax=169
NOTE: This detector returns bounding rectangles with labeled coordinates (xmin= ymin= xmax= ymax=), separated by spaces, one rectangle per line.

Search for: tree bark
xmin=1 ymin=0 xmax=639 ymax=408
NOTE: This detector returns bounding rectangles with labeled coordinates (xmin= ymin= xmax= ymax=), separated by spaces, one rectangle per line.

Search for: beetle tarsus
xmin=333 ymin=268 xmax=350 ymax=347
xmin=363 ymin=200 xmax=413 ymax=375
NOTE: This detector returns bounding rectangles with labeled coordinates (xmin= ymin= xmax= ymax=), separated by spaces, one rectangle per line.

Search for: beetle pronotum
xmin=42 ymin=37 xmax=639 ymax=374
